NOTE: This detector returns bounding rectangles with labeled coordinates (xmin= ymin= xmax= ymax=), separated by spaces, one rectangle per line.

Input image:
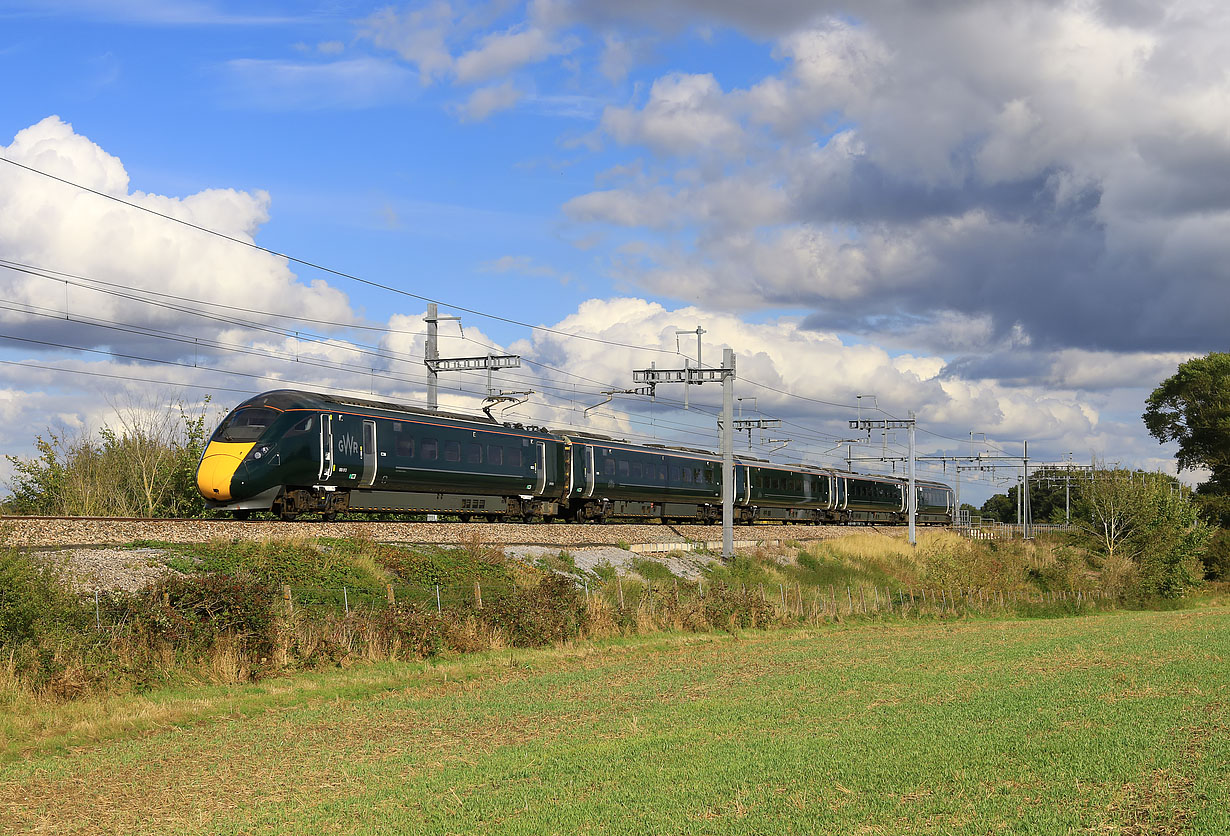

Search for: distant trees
xmin=1144 ymin=352 xmax=1230 ymax=526
xmin=3 ymin=396 xmax=215 ymax=518
xmin=978 ymin=468 xmax=1079 ymax=524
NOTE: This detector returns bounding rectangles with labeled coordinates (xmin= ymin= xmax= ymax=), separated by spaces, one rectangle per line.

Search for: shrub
xmin=476 ymin=574 xmax=586 ymax=647
xmin=133 ymin=573 xmax=279 ymax=659
xmin=631 ymin=557 xmax=676 ymax=582
xmin=0 ymin=550 xmax=90 ymax=646
xmin=1202 ymin=529 xmax=1230 ymax=581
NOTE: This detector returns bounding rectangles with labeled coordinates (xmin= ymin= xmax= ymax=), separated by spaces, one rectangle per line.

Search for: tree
xmin=980 ymin=492 xmax=1015 ymax=523
xmin=1144 ymin=352 xmax=1230 ymax=491
xmin=3 ymin=395 xmax=217 ymax=518
xmin=1071 ymin=468 xmax=1208 ymax=598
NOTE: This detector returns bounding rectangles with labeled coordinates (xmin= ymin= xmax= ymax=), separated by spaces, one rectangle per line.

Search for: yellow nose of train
xmin=196 ymin=442 xmax=255 ymax=501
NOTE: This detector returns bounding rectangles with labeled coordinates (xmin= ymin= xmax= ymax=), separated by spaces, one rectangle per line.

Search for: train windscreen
xmin=211 ymin=407 xmax=279 ymax=443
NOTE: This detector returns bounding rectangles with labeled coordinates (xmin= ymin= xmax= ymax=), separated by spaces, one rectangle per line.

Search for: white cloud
xmin=457 ymin=80 xmax=524 ymax=121
xmin=602 ymin=72 xmax=742 ymax=156
xmin=220 ymin=57 xmax=417 ymax=109
xmin=358 ymin=2 xmax=456 ymax=84
xmin=553 ymin=2 xmax=1229 ymax=361
xmin=0 ymin=116 xmax=355 ymax=349
xmin=454 ymin=26 xmax=574 ymax=83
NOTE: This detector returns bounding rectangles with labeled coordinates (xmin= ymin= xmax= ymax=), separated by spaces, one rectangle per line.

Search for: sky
xmin=1 ymin=0 xmax=1226 ymax=508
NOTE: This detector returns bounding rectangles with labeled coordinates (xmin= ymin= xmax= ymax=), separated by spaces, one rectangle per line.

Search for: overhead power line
xmin=0 ymin=156 xmax=875 ymax=413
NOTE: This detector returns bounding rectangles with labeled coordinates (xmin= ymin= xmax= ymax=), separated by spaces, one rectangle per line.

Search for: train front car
xmin=196 ymin=390 xmax=315 ymax=516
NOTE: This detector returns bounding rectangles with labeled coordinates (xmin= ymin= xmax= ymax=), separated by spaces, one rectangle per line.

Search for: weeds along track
xmin=0 ymin=516 xmax=881 ymax=548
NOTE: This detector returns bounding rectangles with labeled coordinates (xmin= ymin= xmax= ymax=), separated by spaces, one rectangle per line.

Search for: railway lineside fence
xmin=954 ymin=521 xmax=1072 ymax=540
xmin=81 ymin=575 xmax=1116 ymax=637
xmin=74 ymin=570 xmax=1116 ymax=644
xmin=82 ymin=576 xmax=1117 ymax=629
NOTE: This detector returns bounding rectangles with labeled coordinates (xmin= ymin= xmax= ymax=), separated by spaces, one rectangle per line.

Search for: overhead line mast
xmin=849 ymin=415 xmax=918 ymax=546
xmin=634 ymin=335 xmax=737 ymax=559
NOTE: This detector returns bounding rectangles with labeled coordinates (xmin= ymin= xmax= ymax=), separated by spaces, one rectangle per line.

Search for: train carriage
xmin=737 ymin=461 xmax=835 ymax=523
xmin=562 ymin=435 xmax=726 ymax=523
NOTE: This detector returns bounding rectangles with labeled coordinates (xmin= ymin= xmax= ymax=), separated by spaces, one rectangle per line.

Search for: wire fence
xmin=267 ymin=577 xmax=1116 ymax=622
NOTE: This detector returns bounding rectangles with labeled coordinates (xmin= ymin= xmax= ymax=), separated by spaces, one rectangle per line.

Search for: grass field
xmin=3 ymin=606 xmax=1228 ymax=834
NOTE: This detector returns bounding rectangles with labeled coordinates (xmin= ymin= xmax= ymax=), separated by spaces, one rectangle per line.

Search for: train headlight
xmin=253 ymin=445 xmax=270 ymax=460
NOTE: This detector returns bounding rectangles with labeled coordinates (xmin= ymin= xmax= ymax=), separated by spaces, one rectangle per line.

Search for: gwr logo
xmin=337 ymin=434 xmax=360 ymax=456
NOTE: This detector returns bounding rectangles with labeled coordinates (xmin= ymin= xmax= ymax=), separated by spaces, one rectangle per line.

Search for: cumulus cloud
xmin=602 ymin=73 xmax=742 ymax=156
xmin=0 ymin=116 xmax=355 ymax=356
xmin=560 ymin=1 xmax=1230 ymax=360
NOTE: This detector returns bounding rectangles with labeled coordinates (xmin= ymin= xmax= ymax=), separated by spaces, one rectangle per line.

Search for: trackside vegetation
xmin=0 ymin=523 xmax=1214 ymax=705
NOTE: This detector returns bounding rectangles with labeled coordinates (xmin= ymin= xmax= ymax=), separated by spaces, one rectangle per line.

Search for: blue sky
xmin=3 ymin=0 xmax=1228 ymax=506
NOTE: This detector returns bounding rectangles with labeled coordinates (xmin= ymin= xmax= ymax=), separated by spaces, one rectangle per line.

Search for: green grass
xmin=3 ymin=607 xmax=1228 ymax=834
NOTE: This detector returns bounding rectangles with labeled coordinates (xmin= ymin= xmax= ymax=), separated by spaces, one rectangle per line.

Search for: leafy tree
xmin=1144 ymin=352 xmax=1230 ymax=497
xmin=980 ymin=492 xmax=1015 ymax=523
xmin=1071 ymin=468 xmax=1208 ymax=598
xmin=3 ymin=396 xmax=217 ymax=518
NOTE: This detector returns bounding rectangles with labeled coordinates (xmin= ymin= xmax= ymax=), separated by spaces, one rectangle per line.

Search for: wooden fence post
xmin=283 ymin=583 xmax=293 ymax=615
xmin=386 ymin=583 xmax=395 ymax=605
xmin=474 ymin=580 xmax=483 ymax=610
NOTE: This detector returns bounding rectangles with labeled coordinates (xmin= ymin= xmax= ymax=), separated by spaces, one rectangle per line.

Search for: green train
xmin=196 ymin=389 xmax=954 ymax=524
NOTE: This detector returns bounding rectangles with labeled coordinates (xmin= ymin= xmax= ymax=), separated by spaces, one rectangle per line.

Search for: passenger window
xmin=681 ymin=468 xmax=692 ymax=483
xmin=604 ymin=457 xmax=615 ymax=475
xmin=658 ymin=465 xmax=668 ymax=481
xmin=421 ymin=438 xmax=438 ymax=461
xmin=507 ymin=447 xmax=522 ymax=467
xmin=397 ymin=436 xmax=415 ymax=458
xmin=466 ymin=442 xmax=482 ymax=464
xmin=631 ymin=461 xmax=642 ymax=479
xmin=670 ymin=465 xmax=681 ymax=481
xmin=487 ymin=444 xmax=503 ymax=465
xmin=618 ymin=460 xmax=630 ymax=478
xmin=445 ymin=441 xmax=461 ymax=462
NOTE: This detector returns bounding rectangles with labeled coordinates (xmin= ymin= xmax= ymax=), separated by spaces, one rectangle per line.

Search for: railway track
xmin=0 ymin=515 xmax=882 ymax=549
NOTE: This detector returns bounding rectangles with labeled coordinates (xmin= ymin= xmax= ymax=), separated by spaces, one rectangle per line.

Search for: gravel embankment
xmin=1 ymin=517 xmax=882 ymax=549
xmin=9 ymin=517 xmax=904 ymax=592
xmin=34 ymin=548 xmax=183 ymax=594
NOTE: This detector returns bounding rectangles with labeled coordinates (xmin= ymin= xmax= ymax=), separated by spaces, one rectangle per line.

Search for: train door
xmin=330 ymin=416 xmax=364 ymax=484
xmin=360 ymin=420 xmax=377 ymax=487
xmin=836 ymin=476 xmax=847 ymax=510
xmin=318 ymin=415 xmax=334 ymax=482
xmin=584 ymin=445 xmax=596 ymax=497
xmin=532 ymin=441 xmax=547 ymax=495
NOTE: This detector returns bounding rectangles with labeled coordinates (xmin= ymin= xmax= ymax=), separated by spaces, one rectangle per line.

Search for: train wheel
xmin=278 ymin=508 xmax=300 ymax=522
xmin=321 ymin=512 xmax=339 ymax=522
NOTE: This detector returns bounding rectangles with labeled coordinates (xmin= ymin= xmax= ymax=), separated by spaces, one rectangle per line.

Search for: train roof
xmin=236 ymin=389 xmax=535 ymax=433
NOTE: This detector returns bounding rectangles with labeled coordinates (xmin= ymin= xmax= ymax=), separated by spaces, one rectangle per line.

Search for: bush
xmin=1202 ymin=529 xmax=1230 ymax=581
xmin=0 ymin=550 xmax=90 ymax=645
xmin=133 ymin=574 xmax=279 ymax=659
xmin=477 ymin=574 xmax=586 ymax=647
xmin=163 ymin=539 xmax=387 ymax=594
